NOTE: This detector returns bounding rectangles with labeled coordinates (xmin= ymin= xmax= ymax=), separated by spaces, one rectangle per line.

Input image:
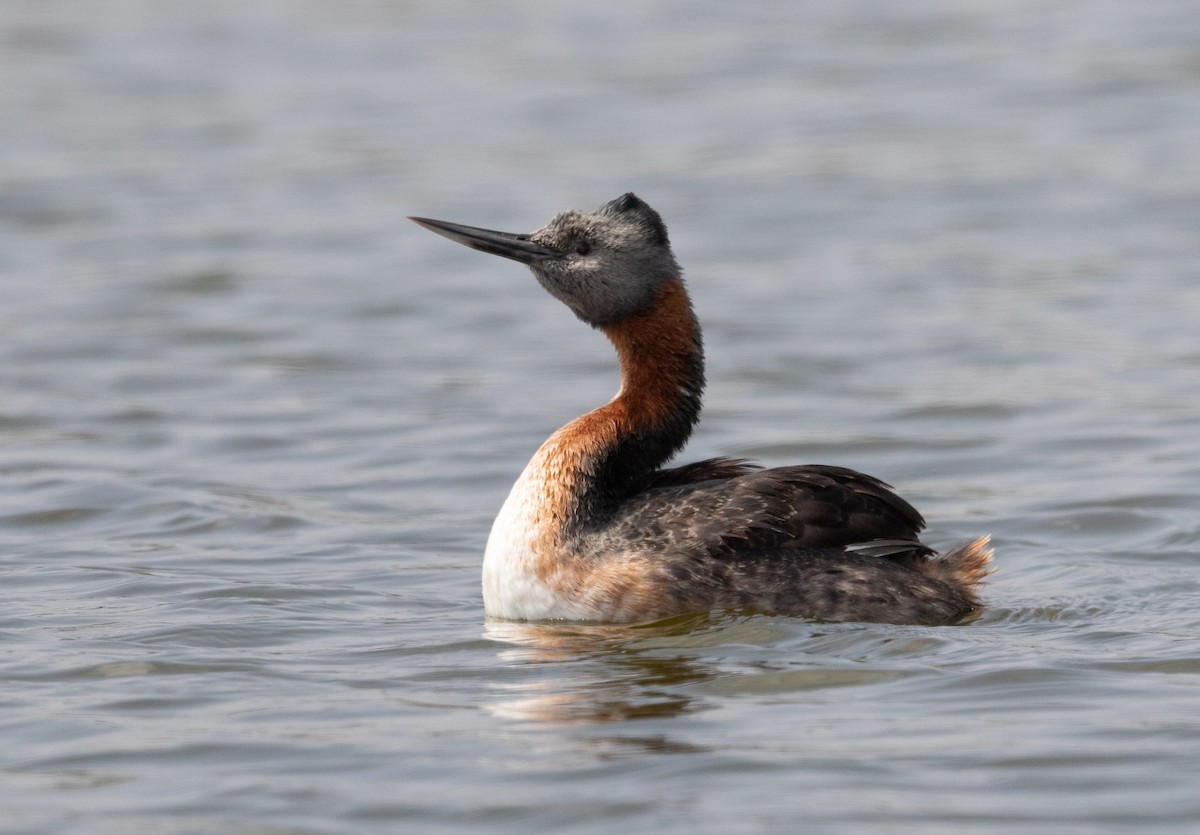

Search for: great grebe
xmin=410 ymin=193 xmax=991 ymax=625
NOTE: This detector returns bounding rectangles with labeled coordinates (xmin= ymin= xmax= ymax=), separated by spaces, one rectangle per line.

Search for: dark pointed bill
xmin=409 ymin=216 xmax=561 ymax=265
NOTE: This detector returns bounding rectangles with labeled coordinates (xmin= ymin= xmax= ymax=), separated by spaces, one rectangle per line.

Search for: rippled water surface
xmin=3 ymin=1 xmax=1199 ymax=832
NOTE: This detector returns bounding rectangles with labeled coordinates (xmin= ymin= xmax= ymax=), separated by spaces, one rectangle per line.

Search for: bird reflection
xmin=482 ymin=617 xmax=716 ymax=735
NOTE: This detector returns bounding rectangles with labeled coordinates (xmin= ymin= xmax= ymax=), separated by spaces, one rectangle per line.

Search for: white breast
xmin=482 ymin=457 xmax=594 ymax=621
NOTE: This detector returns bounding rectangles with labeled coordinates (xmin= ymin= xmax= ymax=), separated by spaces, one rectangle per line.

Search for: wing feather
xmin=585 ymin=460 xmax=926 ymax=560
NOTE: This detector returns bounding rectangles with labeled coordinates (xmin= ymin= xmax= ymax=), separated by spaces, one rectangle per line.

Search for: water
xmin=2 ymin=0 xmax=1199 ymax=831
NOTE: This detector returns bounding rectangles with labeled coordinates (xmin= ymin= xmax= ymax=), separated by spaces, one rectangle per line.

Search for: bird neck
xmin=603 ymin=275 xmax=705 ymax=465
xmin=542 ymin=276 xmax=705 ymax=531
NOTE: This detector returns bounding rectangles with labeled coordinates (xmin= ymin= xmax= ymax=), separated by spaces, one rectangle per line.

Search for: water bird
xmin=410 ymin=193 xmax=992 ymax=625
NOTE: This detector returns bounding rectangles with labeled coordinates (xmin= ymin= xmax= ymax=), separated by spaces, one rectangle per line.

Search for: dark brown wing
xmin=758 ymin=464 xmax=926 ymax=546
xmin=589 ymin=459 xmax=926 ymax=559
xmin=641 ymin=456 xmax=761 ymax=488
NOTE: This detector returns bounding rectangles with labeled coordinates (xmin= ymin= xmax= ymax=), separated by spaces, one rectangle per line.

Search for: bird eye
xmin=575 ymin=240 xmax=592 ymax=256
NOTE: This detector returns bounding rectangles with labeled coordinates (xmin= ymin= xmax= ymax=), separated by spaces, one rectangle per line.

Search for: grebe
xmin=410 ymin=193 xmax=992 ymax=625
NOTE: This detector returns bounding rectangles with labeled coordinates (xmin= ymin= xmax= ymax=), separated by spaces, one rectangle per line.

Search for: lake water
xmin=2 ymin=1 xmax=1199 ymax=832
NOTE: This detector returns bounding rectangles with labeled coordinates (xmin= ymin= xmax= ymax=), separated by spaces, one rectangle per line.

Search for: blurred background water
xmin=2 ymin=1 xmax=1199 ymax=832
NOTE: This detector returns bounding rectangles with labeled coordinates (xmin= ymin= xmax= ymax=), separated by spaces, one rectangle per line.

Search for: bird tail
xmin=932 ymin=535 xmax=994 ymax=589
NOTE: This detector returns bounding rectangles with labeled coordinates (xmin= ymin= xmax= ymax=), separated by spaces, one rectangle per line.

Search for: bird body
xmin=411 ymin=193 xmax=991 ymax=625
